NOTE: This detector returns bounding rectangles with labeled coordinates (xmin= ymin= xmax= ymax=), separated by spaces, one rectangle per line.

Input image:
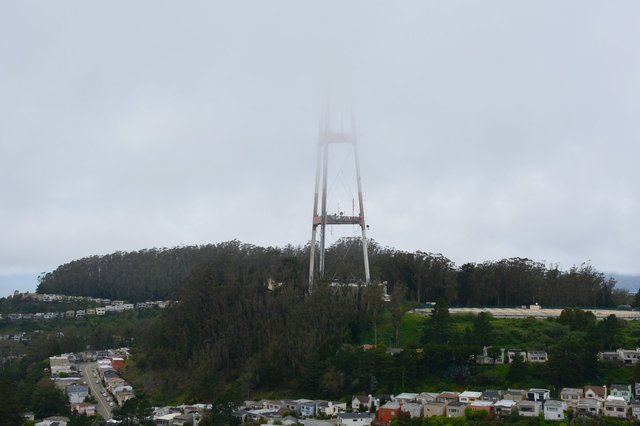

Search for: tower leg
xmin=309 ymin=142 xmax=323 ymax=292
xmin=319 ymin=140 xmax=329 ymax=279
xmin=353 ymin=140 xmax=370 ymax=284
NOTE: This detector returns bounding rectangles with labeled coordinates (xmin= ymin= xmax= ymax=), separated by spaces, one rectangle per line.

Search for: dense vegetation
xmin=0 ymin=312 xmax=159 ymax=421
xmin=7 ymin=238 xmax=637 ymax=422
xmin=37 ymin=239 xmax=628 ymax=307
xmin=124 ymin=241 xmax=638 ymax=405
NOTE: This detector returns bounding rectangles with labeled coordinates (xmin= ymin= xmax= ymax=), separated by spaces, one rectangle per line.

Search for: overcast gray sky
xmin=1 ymin=1 xmax=639 ymax=296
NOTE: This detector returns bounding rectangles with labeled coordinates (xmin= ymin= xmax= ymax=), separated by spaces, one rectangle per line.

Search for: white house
xmin=543 ymin=400 xmax=565 ymax=421
xmin=617 ymin=348 xmax=640 ymax=365
xmin=577 ymin=398 xmax=602 ymax=417
xmin=49 ymin=356 xmax=73 ymax=375
xmin=393 ymin=393 xmax=418 ymax=404
xmin=400 ymin=402 xmax=423 ymax=418
xmin=494 ymin=400 xmax=517 ymax=417
xmin=560 ymin=388 xmax=583 ymax=408
xmin=518 ymin=401 xmax=541 ymax=417
xmin=507 ymin=349 xmax=527 ymax=363
xmin=604 ymin=396 xmax=628 ymax=419
xmin=526 ymin=350 xmax=548 ymax=362
xmin=337 ymin=413 xmax=372 ymax=426
xmin=351 ymin=395 xmax=378 ymax=412
xmin=459 ymin=391 xmax=482 ymax=404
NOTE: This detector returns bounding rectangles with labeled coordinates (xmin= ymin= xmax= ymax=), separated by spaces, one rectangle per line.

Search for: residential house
xmin=377 ymin=401 xmax=401 ymax=424
xmin=600 ymin=351 xmax=620 ymax=362
xmin=468 ymin=400 xmax=493 ymax=416
xmin=85 ymin=308 xmax=96 ymax=316
xmin=155 ymin=412 xmax=183 ymax=425
xmin=504 ymin=389 xmax=526 ymax=401
xmin=576 ymin=398 xmax=602 ymax=417
xmin=35 ymin=416 xmax=70 ymax=426
xmin=75 ymin=310 xmax=85 ymax=318
xmin=482 ymin=390 xmax=503 ymax=403
xmin=106 ymin=376 xmax=126 ymax=392
xmin=96 ymin=307 xmax=106 ymax=316
xmin=507 ymin=349 xmax=527 ymax=363
xmin=458 ymin=391 xmax=482 ymax=404
xmin=70 ymin=402 xmax=96 ymax=416
xmin=264 ymin=400 xmax=285 ymax=411
xmin=494 ymin=400 xmax=517 ymax=417
xmin=292 ymin=399 xmax=316 ymax=415
xmin=400 ymin=402 xmax=423 ymax=418
xmin=527 ymin=389 xmax=550 ymax=402
xmin=244 ymin=409 xmax=277 ymax=422
xmin=111 ymin=357 xmax=125 ymax=370
xmin=416 ymin=392 xmax=439 ymax=404
xmin=611 ymin=384 xmax=632 ymax=402
xmin=632 ymin=397 xmax=640 ymax=420
xmin=393 ymin=393 xmax=418 ymax=404
xmin=337 ymin=413 xmax=372 ymax=426
xmin=423 ymin=401 xmax=446 ymax=418
xmin=49 ymin=356 xmax=73 ymax=376
xmin=299 ymin=400 xmax=317 ymax=417
xmin=436 ymin=392 xmax=459 ymax=404
xmin=560 ymin=388 xmax=583 ymax=408
xmin=518 ymin=401 xmax=541 ymax=417
xmin=282 ymin=399 xmax=299 ymax=413
xmin=445 ymin=402 xmax=465 ymax=418
xmin=604 ymin=396 xmax=628 ymax=419
xmin=173 ymin=414 xmax=202 ymax=426
xmin=65 ymin=310 xmax=75 ymax=319
xmin=115 ymin=390 xmax=135 ymax=406
xmin=475 ymin=346 xmax=504 ymax=365
xmin=584 ymin=385 xmax=607 ymax=402
xmin=352 ymin=395 xmax=378 ymax=412
xmin=617 ymin=348 xmax=640 ymax=365
xmin=526 ymin=350 xmax=548 ymax=362
xmin=317 ymin=401 xmax=346 ymax=417
xmin=543 ymin=400 xmax=565 ymax=421
xmin=66 ymin=385 xmax=89 ymax=404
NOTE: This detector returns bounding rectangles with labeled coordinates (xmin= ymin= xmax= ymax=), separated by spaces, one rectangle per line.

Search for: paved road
xmin=82 ymin=362 xmax=113 ymax=420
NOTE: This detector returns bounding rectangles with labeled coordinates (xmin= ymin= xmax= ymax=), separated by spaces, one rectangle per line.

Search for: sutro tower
xmin=308 ymin=118 xmax=371 ymax=292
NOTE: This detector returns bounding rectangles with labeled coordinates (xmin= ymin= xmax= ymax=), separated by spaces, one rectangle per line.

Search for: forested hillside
xmin=37 ymin=239 xmax=625 ymax=307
